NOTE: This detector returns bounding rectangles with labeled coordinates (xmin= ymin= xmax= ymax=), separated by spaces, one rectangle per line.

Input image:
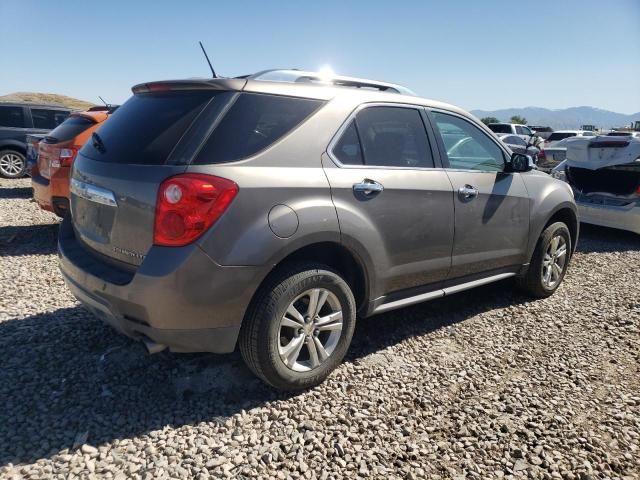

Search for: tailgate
xmin=70 ymin=154 xmax=186 ymax=266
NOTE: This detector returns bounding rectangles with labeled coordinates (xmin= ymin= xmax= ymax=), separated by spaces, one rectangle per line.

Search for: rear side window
xmin=194 ymin=93 xmax=324 ymax=164
xmin=81 ymin=91 xmax=214 ymax=165
xmin=45 ymin=116 xmax=95 ymax=143
xmin=31 ymin=109 xmax=69 ymax=129
xmin=488 ymin=124 xmax=511 ymax=134
xmin=548 ymin=132 xmax=576 ymax=142
xmin=0 ymin=106 xmax=26 ymax=128
xmin=332 ymin=106 xmax=434 ymax=168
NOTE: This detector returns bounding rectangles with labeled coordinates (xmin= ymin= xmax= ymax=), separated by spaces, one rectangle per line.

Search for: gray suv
xmin=59 ymin=70 xmax=578 ymax=390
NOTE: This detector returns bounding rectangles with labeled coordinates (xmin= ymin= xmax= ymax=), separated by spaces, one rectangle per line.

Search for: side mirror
xmin=507 ymin=152 xmax=534 ymax=172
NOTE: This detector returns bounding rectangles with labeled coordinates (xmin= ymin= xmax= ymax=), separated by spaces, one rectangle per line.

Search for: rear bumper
xmin=32 ymin=169 xmax=70 ymax=217
xmin=576 ymin=200 xmax=640 ymax=235
xmin=58 ymin=216 xmax=264 ymax=353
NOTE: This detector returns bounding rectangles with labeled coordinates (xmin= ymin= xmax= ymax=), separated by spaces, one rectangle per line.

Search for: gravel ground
xmin=1 ymin=177 xmax=639 ymax=480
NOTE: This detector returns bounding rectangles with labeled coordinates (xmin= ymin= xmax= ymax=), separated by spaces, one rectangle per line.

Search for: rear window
xmin=44 ymin=116 xmax=95 ymax=143
xmin=548 ymin=132 xmax=577 ymax=142
xmin=0 ymin=106 xmax=26 ymax=128
xmin=488 ymin=124 xmax=511 ymax=134
xmin=81 ymin=91 xmax=215 ymax=165
xmin=606 ymin=132 xmax=632 ymax=137
xmin=194 ymin=93 xmax=324 ymax=164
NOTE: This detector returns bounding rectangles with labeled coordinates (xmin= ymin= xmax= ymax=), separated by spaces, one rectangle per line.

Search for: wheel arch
xmin=246 ymin=241 xmax=370 ymax=317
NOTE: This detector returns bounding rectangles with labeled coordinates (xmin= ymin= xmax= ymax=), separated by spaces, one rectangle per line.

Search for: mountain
xmin=0 ymin=92 xmax=94 ymax=111
xmin=469 ymin=106 xmax=640 ymax=130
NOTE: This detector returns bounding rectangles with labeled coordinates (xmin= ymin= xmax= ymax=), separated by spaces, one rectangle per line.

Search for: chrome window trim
xmin=326 ymin=102 xmax=438 ymax=170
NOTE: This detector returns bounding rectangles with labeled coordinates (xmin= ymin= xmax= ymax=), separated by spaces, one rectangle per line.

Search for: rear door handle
xmin=353 ymin=179 xmax=384 ymax=195
xmin=458 ymin=184 xmax=478 ymax=199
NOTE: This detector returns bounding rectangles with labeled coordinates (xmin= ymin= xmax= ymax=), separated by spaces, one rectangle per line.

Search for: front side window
xmin=515 ymin=126 xmax=525 ymax=135
xmin=432 ymin=112 xmax=505 ymax=171
xmin=332 ymin=106 xmax=434 ymax=168
xmin=522 ymin=127 xmax=533 ymax=136
xmin=0 ymin=106 xmax=26 ymax=128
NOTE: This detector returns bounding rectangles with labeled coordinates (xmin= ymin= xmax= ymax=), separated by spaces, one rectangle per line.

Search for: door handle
xmin=353 ymin=179 xmax=384 ymax=195
xmin=458 ymin=184 xmax=478 ymax=199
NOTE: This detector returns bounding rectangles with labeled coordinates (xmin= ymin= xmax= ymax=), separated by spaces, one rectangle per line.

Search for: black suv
xmin=0 ymin=103 xmax=71 ymax=178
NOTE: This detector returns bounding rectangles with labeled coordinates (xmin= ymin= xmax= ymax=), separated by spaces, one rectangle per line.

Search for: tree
xmin=480 ymin=116 xmax=500 ymax=125
xmin=510 ymin=115 xmax=527 ymax=125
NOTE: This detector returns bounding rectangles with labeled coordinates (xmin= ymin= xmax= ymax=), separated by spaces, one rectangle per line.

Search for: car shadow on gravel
xmin=576 ymin=224 xmax=640 ymax=253
xmin=0 ymin=186 xmax=32 ymax=199
xmin=0 ymin=278 xmax=529 ymax=466
xmin=0 ymin=223 xmax=59 ymax=256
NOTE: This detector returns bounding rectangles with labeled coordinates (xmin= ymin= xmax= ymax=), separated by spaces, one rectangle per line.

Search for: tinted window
xmin=607 ymin=132 xmax=632 ymax=137
xmin=353 ymin=107 xmax=434 ymax=168
xmin=515 ymin=126 xmax=525 ymax=135
xmin=548 ymin=132 xmax=576 ymax=142
xmin=333 ymin=121 xmax=363 ymax=165
xmin=433 ymin=112 xmax=505 ymax=171
xmin=0 ymin=106 xmax=26 ymax=128
xmin=508 ymin=136 xmax=527 ymax=147
xmin=45 ymin=116 xmax=95 ymax=143
xmin=488 ymin=124 xmax=511 ymax=134
xmin=582 ymin=131 xmax=595 ymax=136
xmin=195 ymin=93 xmax=324 ymax=164
xmin=82 ymin=91 xmax=214 ymax=165
xmin=32 ymin=109 xmax=69 ymax=129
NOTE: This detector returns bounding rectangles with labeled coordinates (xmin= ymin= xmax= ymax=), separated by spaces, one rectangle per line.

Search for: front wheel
xmin=0 ymin=150 xmax=26 ymax=178
xmin=518 ymin=222 xmax=571 ymax=298
xmin=239 ymin=264 xmax=356 ymax=391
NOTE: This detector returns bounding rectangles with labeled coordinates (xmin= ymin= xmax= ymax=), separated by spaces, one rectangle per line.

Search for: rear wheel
xmin=0 ymin=150 xmax=26 ymax=178
xmin=239 ymin=263 xmax=356 ymax=391
xmin=518 ymin=222 xmax=571 ymax=298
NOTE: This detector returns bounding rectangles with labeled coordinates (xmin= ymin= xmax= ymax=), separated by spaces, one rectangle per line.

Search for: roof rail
xmin=247 ymin=69 xmax=415 ymax=96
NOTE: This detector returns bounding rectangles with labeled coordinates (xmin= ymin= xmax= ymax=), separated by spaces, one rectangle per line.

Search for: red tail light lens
xmin=154 ymin=174 xmax=239 ymax=247
xmin=51 ymin=147 xmax=78 ymax=168
xmin=538 ymin=149 xmax=546 ymax=160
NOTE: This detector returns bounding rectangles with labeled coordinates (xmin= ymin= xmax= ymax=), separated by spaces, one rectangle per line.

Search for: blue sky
xmin=1 ymin=0 xmax=639 ymax=113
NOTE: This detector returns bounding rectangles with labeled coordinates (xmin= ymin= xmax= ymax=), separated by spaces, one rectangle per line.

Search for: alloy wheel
xmin=278 ymin=288 xmax=343 ymax=372
xmin=542 ymin=235 xmax=568 ymax=289
xmin=0 ymin=153 xmax=25 ymax=177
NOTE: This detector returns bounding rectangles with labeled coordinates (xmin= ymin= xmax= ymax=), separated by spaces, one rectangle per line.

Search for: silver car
xmin=59 ymin=69 xmax=578 ymax=390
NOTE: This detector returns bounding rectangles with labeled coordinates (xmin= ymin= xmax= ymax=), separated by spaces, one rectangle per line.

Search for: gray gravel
xmin=1 ymin=177 xmax=639 ymax=480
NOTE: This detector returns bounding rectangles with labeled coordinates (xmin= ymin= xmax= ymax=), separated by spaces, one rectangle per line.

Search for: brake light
xmin=51 ymin=147 xmax=78 ymax=168
xmin=154 ymin=174 xmax=239 ymax=247
xmin=538 ymin=149 xmax=546 ymax=160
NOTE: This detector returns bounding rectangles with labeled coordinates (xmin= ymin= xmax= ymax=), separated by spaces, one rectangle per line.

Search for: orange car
xmin=32 ymin=106 xmax=116 ymax=217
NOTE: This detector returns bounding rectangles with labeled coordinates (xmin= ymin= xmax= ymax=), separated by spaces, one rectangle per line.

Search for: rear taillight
xmin=154 ymin=174 xmax=239 ymax=247
xmin=51 ymin=147 xmax=78 ymax=168
xmin=538 ymin=149 xmax=546 ymax=160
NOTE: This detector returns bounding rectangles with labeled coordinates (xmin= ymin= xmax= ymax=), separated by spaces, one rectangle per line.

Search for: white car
xmin=487 ymin=123 xmax=536 ymax=142
xmin=554 ymin=136 xmax=640 ymax=234
xmin=544 ymin=130 xmax=596 ymax=146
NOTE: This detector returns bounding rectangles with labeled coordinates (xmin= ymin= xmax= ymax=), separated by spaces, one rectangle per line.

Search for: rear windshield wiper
xmin=92 ymin=132 xmax=106 ymax=153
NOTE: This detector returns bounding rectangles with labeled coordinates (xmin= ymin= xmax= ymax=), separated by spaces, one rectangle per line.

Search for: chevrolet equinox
xmin=59 ymin=70 xmax=578 ymax=390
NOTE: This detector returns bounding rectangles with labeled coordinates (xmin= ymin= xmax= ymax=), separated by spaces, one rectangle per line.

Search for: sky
xmin=1 ymin=0 xmax=639 ymax=114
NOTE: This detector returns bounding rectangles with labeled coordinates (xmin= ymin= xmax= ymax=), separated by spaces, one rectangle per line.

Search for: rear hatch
xmin=38 ymin=115 xmax=97 ymax=179
xmin=565 ymin=136 xmax=640 ymax=201
xmin=70 ymin=86 xmax=236 ymax=267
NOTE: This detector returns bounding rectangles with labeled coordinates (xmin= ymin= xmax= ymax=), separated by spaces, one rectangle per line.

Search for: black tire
xmin=239 ymin=263 xmax=356 ymax=391
xmin=0 ymin=149 xmax=27 ymax=178
xmin=518 ymin=222 xmax=571 ymax=298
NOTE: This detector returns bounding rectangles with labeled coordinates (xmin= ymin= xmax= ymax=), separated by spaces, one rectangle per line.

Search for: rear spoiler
xmin=132 ymin=78 xmax=247 ymax=94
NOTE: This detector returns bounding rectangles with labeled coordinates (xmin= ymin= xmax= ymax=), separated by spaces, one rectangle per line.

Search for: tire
xmin=518 ymin=222 xmax=571 ymax=298
xmin=239 ymin=263 xmax=356 ymax=391
xmin=0 ymin=149 xmax=27 ymax=178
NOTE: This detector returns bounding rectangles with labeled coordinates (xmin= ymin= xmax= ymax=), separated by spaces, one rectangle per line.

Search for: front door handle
xmin=458 ymin=184 xmax=478 ymax=199
xmin=353 ymin=179 xmax=384 ymax=195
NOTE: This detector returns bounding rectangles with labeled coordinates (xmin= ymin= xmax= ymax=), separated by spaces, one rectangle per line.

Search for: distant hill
xmin=0 ymin=92 xmax=95 ymax=111
xmin=470 ymin=106 xmax=640 ymax=130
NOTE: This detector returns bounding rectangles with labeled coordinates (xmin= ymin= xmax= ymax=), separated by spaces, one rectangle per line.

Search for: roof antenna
xmin=199 ymin=41 xmax=217 ymax=78
xmin=98 ymin=96 xmax=108 ymax=106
